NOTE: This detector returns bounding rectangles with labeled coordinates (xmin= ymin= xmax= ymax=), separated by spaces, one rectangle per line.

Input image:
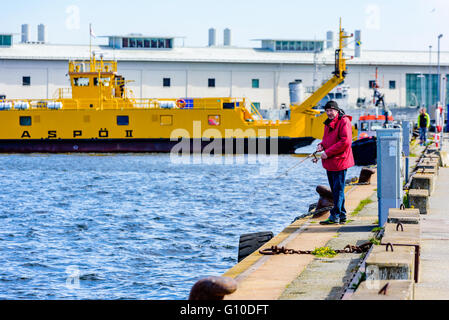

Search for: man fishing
xmin=315 ymin=100 xmax=354 ymax=225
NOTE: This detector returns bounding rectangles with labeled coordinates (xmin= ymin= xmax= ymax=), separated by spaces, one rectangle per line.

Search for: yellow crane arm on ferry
xmin=290 ymin=19 xmax=357 ymax=140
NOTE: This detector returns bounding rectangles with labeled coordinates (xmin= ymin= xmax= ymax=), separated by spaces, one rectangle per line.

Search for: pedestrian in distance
xmin=315 ymin=100 xmax=355 ymax=225
xmin=417 ymin=107 xmax=430 ymax=146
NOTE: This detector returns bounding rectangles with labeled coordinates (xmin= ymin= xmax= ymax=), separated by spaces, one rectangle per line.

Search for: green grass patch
xmin=351 ymin=198 xmax=374 ymax=216
xmin=403 ymin=193 xmax=409 ymax=208
xmin=311 ymin=246 xmax=337 ymax=258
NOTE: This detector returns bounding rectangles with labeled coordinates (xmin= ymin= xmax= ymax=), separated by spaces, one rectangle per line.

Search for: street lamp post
xmin=429 ymin=45 xmax=432 ymax=108
xmin=437 ymin=34 xmax=443 ymax=103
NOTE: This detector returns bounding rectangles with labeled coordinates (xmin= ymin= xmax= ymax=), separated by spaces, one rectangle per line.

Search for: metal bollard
xmin=189 ymin=276 xmax=237 ymax=300
xmin=376 ymin=128 xmax=403 ymax=226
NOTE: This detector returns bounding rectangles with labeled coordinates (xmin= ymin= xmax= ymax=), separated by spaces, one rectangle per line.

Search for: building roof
xmin=0 ymin=43 xmax=449 ymax=66
xmin=253 ymin=39 xmax=324 ymax=42
xmin=101 ymin=34 xmax=176 ymax=39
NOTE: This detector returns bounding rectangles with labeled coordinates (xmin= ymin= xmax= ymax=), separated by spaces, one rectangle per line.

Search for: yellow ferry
xmin=0 ymin=23 xmax=353 ymax=154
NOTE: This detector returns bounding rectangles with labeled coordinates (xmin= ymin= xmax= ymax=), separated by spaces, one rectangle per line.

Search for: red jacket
xmin=319 ymin=115 xmax=355 ymax=171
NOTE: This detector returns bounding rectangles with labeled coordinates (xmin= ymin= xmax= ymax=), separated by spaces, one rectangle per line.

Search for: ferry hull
xmin=0 ymin=137 xmax=314 ymax=154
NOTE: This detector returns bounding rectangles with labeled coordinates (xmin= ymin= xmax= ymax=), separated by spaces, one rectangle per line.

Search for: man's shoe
xmin=319 ymin=218 xmax=339 ymax=225
xmin=339 ymin=219 xmax=347 ymax=225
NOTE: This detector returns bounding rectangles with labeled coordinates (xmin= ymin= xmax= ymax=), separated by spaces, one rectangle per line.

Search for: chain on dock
xmin=259 ymin=242 xmax=372 ymax=256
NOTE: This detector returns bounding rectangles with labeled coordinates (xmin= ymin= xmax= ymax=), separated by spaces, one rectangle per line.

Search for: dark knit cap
xmin=324 ymin=100 xmax=339 ymax=111
xmin=324 ymin=100 xmax=345 ymax=115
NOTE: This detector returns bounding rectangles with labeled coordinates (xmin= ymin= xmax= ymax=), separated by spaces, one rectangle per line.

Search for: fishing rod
xmin=270 ymin=151 xmax=319 ymax=181
xmin=247 ymin=151 xmax=320 ymax=200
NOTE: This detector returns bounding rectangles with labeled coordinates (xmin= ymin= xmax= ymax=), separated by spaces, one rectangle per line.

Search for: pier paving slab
xmin=387 ymin=208 xmax=420 ymax=224
xmin=349 ymin=280 xmax=414 ymax=300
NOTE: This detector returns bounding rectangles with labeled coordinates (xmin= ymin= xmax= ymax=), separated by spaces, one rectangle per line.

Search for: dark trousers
xmin=326 ymin=169 xmax=347 ymax=222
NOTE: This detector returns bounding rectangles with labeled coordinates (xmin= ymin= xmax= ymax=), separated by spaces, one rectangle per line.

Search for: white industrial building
xmin=1 ymin=26 xmax=449 ymax=111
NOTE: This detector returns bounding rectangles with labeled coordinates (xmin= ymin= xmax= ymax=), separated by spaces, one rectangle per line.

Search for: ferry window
xmin=122 ymin=38 xmax=129 ymax=48
xmin=74 ymin=77 xmax=90 ymax=86
xmin=163 ymin=78 xmax=171 ymax=87
xmin=389 ymin=80 xmax=396 ymax=89
xmin=252 ymin=79 xmax=260 ymax=88
xmin=117 ymin=116 xmax=129 ymax=126
xmin=160 ymin=115 xmax=173 ymax=126
xmin=369 ymin=80 xmax=376 ymax=89
xmin=223 ymin=102 xmax=235 ymax=109
xmin=137 ymin=39 xmax=143 ymax=48
xmin=253 ymin=102 xmax=261 ymax=111
xmin=144 ymin=39 xmax=150 ymax=48
xmin=158 ymin=39 xmax=165 ymax=48
xmin=22 ymin=76 xmax=31 ymax=86
xmin=275 ymin=41 xmax=281 ymax=50
xmin=208 ymin=115 xmax=220 ymax=126
xmin=130 ymin=38 xmax=136 ymax=48
xmin=371 ymin=122 xmax=383 ymax=130
xmin=94 ymin=77 xmax=110 ymax=87
xmin=208 ymin=78 xmax=215 ymax=88
xmin=360 ymin=122 xmax=369 ymax=131
xmin=151 ymin=39 xmax=158 ymax=48
xmin=19 ymin=116 xmax=31 ymax=126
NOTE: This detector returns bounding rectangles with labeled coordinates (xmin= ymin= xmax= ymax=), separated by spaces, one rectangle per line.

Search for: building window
xmin=22 ymin=76 xmax=31 ymax=86
xmin=117 ymin=115 xmax=129 ymax=126
xmin=165 ymin=39 xmax=172 ymax=48
xmin=389 ymin=80 xmax=396 ymax=89
xmin=208 ymin=78 xmax=215 ymax=88
xmin=0 ymin=35 xmax=12 ymax=46
xmin=406 ymin=73 xmax=438 ymax=107
xmin=19 ymin=116 xmax=31 ymax=126
xmin=252 ymin=79 xmax=260 ymax=88
xmin=369 ymin=80 xmax=377 ymax=89
xmin=163 ymin=78 xmax=171 ymax=87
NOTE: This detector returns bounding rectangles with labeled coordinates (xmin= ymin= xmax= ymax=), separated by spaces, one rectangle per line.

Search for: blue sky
xmin=2 ymin=0 xmax=449 ymax=51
